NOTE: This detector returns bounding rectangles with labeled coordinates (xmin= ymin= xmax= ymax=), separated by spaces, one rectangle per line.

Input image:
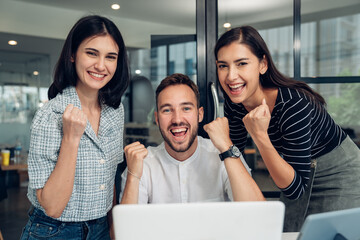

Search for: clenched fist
xmin=203 ymin=117 xmax=233 ymax=153
xmin=243 ymin=98 xmax=271 ymax=139
xmin=124 ymin=142 xmax=148 ymax=179
xmin=62 ymin=104 xmax=87 ymax=142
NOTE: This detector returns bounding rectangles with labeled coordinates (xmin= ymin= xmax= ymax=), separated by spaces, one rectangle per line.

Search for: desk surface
xmin=282 ymin=232 xmax=299 ymax=240
xmin=1 ymin=163 xmax=28 ymax=171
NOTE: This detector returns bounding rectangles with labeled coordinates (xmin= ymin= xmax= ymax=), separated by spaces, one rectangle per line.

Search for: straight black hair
xmin=214 ymin=26 xmax=325 ymax=106
xmin=48 ymin=15 xmax=130 ymax=108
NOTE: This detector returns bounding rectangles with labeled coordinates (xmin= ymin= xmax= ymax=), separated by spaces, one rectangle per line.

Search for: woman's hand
xmin=204 ymin=117 xmax=233 ymax=153
xmin=243 ymin=99 xmax=271 ymax=139
xmin=62 ymin=104 xmax=87 ymax=142
xmin=124 ymin=142 xmax=148 ymax=179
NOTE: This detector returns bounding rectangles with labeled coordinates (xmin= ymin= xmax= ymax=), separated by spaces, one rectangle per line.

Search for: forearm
xmin=37 ymin=138 xmax=79 ymax=218
xmin=252 ymin=133 xmax=295 ymax=189
xmin=120 ymin=175 xmax=140 ymax=204
xmin=224 ymin=157 xmax=265 ymax=201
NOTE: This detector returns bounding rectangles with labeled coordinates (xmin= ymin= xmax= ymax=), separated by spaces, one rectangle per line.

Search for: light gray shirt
xmin=121 ymin=136 xmax=251 ymax=204
xmin=27 ymin=86 xmax=124 ymax=221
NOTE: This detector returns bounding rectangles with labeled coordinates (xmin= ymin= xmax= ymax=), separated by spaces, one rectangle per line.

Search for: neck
xmin=75 ymin=86 xmax=100 ymax=110
xmin=165 ymin=137 xmax=198 ymax=162
xmin=243 ymin=87 xmax=278 ymax=113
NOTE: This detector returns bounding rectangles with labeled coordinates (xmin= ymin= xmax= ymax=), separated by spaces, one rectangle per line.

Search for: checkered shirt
xmin=27 ymin=86 xmax=124 ymax=221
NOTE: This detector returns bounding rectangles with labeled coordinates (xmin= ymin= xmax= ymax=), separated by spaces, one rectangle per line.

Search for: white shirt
xmin=121 ymin=136 xmax=251 ymax=204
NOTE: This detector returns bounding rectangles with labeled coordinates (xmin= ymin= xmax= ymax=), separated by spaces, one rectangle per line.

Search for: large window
xmin=302 ymin=0 xmax=360 ymax=143
xmin=301 ymin=9 xmax=360 ymax=77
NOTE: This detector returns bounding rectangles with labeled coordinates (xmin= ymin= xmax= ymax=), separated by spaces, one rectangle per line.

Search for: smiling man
xmin=120 ymin=73 xmax=264 ymax=204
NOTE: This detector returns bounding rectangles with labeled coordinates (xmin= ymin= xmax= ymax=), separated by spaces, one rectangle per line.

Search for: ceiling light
xmin=135 ymin=69 xmax=141 ymax=74
xmin=223 ymin=22 xmax=231 ymax=29
xmin=33 ymin=71 xmax=39 ymax=76
xmin=111 ymin=4 xmax=120 ymax=10
xmin=8 ymin=40 xmax=17 ymax=46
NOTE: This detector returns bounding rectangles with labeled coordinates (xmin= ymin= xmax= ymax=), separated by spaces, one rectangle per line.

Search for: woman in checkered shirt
xmin=21 ymin=15 xmax=129 ymax=240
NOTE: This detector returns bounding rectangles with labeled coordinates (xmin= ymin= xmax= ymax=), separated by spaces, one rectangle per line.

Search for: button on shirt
xmin=121 ymin=136 xmax=251 ymax=203
xmin=27 ymin=87 xmax=124 ymax=221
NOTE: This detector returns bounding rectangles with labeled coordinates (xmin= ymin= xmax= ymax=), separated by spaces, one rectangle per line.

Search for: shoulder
xmin=276 ymin=88 xmax=315 ymax=130
xmin=105 ymin=102 xmax=124 ymax=121
xmin=31 ymin=98 xmax=61 ymax=130
xmin=143 ymin=143 xmax=165 ymax=165
xmin=31 ymin=87 xmax=77 ymax=131
xmin=276 ymin=87 xmax=314 ymax=115
xmin=278 ymin=87 xmax=311 ymax=105
xmin=198 ymin=136 xmax=220 ymax=154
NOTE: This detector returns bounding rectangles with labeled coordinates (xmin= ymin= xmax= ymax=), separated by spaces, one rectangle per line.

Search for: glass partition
xmin=218 ymin=0 xmax=293 ymax=77
xmin=301 ymin=1 xmax=360 ymax=77
xmin=310 ymin=82 xmax=360 ymax=146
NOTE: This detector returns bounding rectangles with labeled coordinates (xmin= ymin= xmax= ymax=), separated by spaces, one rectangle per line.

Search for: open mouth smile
xmin=228 ymin=83 xmax=245 ymax=94
xmin=89 ymin=71 xmax=106 ymax=79
xmin=169 ymin=126 xmax=189 ymax=142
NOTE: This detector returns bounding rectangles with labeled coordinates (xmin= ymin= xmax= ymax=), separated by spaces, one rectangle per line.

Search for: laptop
xmin=297 ymin=207 xmax=360 ymax=240
xmin=113 ymin=201 xmax=285 ymax=240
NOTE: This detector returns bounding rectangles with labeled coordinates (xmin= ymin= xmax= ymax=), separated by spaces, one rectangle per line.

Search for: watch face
xmin=231 ymin=145 xmax=240 ymax=157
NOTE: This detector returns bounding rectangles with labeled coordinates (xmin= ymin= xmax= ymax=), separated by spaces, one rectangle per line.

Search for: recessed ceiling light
xmin=223 ymin=22 xmax=231 ymax=29
xmin=33 ymin=71 xmax=39 ymax=76
xmin=111 ymin=4 xmax=120 ymax=10
xmin=8 ymin=40 xmax=17 ymax=46
xmin=135 ymin=69 xmax=141 ymax=74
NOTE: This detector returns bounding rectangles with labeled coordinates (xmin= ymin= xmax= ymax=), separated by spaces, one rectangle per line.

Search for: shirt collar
xmin=163 ymin=136 xmax=200 ymax=165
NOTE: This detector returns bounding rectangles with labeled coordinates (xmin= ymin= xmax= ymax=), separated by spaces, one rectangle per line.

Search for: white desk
xmin=282 ymin=232 xmax=299 ymax=240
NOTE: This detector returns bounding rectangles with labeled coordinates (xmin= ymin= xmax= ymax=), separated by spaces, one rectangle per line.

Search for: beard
xmin=158 ymin=122 xmax=198 ymax=153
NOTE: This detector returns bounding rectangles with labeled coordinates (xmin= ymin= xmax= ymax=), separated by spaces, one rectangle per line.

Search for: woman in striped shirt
xmin=214 ymin=26 xmax=360 ymax=231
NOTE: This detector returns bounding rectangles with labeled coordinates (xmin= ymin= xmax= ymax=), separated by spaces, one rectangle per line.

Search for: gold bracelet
xmin=127 ymin=169 xmax=141 ymax=180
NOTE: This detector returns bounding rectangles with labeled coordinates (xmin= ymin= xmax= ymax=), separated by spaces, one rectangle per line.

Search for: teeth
xmin=89 ymin=72 xmax=105 ymax=78
xmin=171 ymin=128 xmax=186 ymax=133
xmin=229 ymin=83 xmax=244 ymax=89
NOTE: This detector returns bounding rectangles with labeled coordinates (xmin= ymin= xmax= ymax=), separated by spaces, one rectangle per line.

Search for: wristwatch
xmin=219 ymin=145 xmax=240 ymax=161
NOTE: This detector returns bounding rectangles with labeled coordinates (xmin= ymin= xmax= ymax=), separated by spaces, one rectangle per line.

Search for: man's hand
xmin=124 ymin=142 xmax=148 ymax=179
xmin=203 ymin=117 xmax=233 ymax=153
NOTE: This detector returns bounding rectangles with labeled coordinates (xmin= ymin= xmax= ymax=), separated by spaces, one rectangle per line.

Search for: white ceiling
xmin=0 ymin=0 xmax=359 ymax=86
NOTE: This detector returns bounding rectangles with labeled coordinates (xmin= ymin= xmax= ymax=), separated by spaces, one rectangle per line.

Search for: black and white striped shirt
xmin=224 ymin=87 xmax=346 ymax=200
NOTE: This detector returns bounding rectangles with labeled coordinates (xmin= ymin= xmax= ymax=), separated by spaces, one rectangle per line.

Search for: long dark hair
xmin=48 ymin=15 xmax=130 ymax=108
xmin=214 ymin=26 xmax=325 ymax=106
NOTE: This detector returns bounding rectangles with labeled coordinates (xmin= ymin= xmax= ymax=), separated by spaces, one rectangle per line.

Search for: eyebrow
xmin=159 ymin=102 xmax=195 ymax=110
xmin=85 ymin=48 xmax=118 ymax=56
xmin=217 ymin=58 xmax=249 ymax=64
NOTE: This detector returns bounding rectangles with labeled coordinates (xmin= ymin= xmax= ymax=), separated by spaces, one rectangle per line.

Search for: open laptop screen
xmin=297 ymin=207 xmax=360 ymax=240
xmin=113 ymin=201 xmax=285 ymax=240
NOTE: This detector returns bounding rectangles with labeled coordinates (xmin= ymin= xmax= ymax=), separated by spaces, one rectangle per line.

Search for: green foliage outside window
xmin=326 ymin=69 xmax=360 ymax=126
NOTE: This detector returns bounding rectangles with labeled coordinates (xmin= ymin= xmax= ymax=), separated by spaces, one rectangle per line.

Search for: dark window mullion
xmin=293 ymin=0 xmax=301 ymax=80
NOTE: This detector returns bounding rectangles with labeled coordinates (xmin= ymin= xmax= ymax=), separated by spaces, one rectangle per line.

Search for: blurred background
xmin=0 ymin=0 xmax=359 ymax=238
